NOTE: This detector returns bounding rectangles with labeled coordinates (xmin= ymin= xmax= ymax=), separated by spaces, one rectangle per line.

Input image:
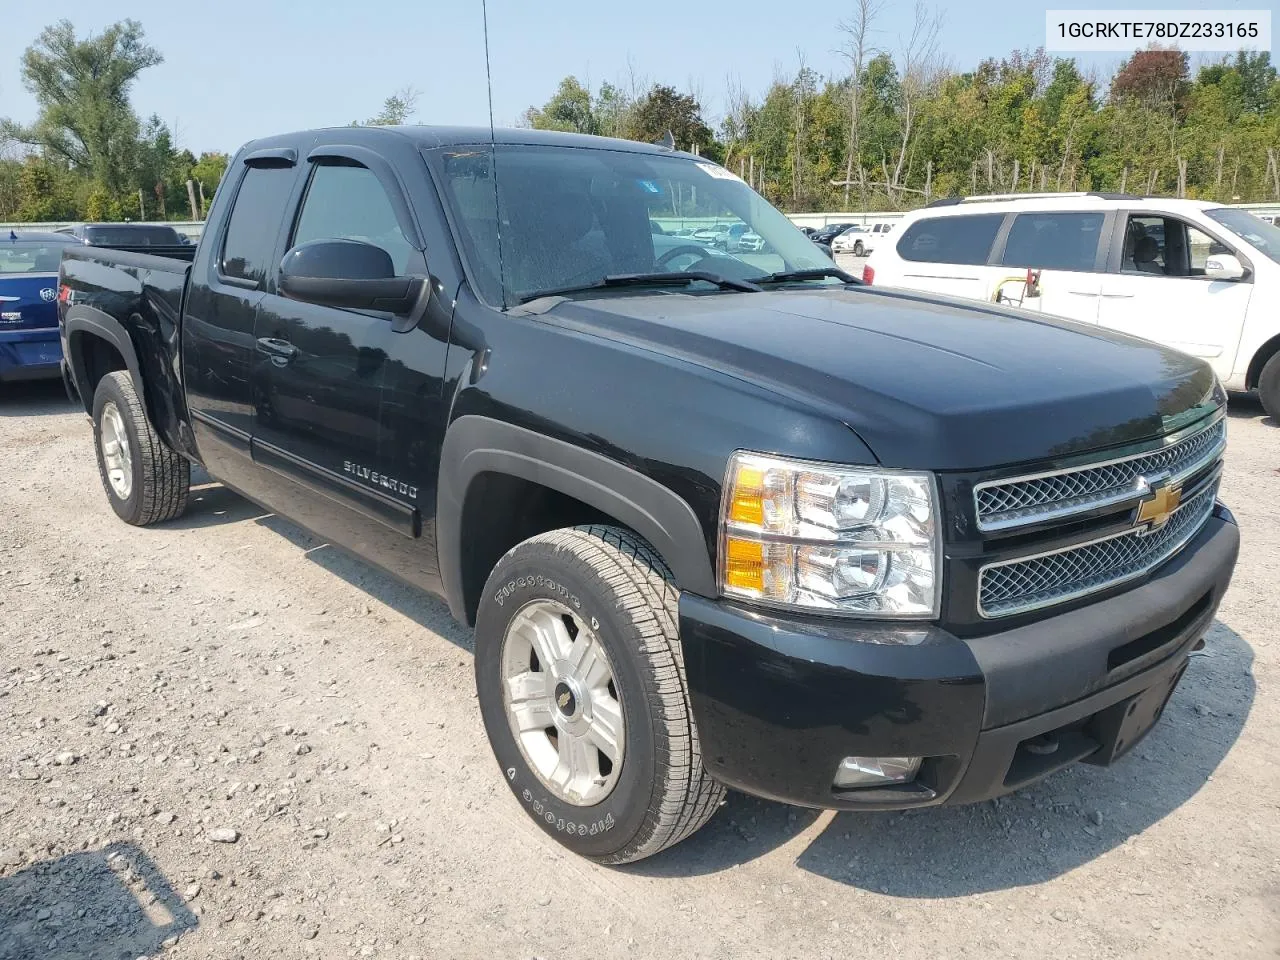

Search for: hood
xmin=0 ymin=273 xmax=60 ymax=332
xmin=538 ymin=286 xmax=1221 ymax=471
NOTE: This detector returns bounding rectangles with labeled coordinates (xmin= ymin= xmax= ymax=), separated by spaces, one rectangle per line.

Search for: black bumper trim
xmin=680 ymin=509 xmax=1238 ymax=811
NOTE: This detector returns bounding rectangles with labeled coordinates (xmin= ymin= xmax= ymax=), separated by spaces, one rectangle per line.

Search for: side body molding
xmin=437 ymin=415 xmax=717 ymax=623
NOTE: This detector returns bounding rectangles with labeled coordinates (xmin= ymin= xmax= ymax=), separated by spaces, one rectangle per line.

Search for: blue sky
xmin=0 ymin=0 xmax=1264 ymax=156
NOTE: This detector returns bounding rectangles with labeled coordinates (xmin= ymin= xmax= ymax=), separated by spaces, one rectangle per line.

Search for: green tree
xmin=191 ymin=151 xmax=230 ymax=212
xmin=626 ymin=85 xmax=713 ymax=152
xmin=1 ymin=19 xmax=161 ymax=198
xmin=524 ymin=77 xmax=598 ymax=134
xmin=15 ymin=155 xmax=78 ymax=221
xmin=594 ymin=82 xmax=632 ymax=139
xmin=357 ymin=87 xmax=421 ymax=126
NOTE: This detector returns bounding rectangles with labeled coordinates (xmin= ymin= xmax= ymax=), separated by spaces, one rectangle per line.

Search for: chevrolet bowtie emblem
xmin=557 ymin=691 xmax=572 ymax=709
xmin=1135 ymin=479 xmax=1182 ymax=531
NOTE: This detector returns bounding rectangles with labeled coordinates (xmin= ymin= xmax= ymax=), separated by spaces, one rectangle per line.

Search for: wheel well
xmin=458 ymin=472 xmax=637 ymax=625
xmin=70 ymin=331 xmax=127 ymax=413
xmin=1246 ymin=333 xmax=1280 ymax=390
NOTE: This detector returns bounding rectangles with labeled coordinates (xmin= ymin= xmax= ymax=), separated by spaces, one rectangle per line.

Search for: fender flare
xmin=437 ymin=415 xmax=717 ymax=623
xmin=62 ymin=306 xmax=147 ymax=415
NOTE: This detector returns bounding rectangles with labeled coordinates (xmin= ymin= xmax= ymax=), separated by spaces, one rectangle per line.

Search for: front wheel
xmin=853 ymin=240 xmax=865 ymax=257
xmin=474 ymin=525 xmax=725 ymax=864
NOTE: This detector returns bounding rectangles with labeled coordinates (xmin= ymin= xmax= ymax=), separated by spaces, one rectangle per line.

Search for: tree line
xmin=3 ymin=15 xmax=1279 ymax=223
xmin=522 ymin=3 xmax=1280 ymax=212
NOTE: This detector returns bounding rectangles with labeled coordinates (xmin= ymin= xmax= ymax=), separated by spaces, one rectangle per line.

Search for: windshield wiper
xmin=750 ymin=266 xmax=858 ymax=285
xmin=516 ymin=271 xmax=761 ymax=304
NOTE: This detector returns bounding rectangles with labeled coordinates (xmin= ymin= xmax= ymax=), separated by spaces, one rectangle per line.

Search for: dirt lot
xmin=1 ymin=380 xmax=1277 ymax=960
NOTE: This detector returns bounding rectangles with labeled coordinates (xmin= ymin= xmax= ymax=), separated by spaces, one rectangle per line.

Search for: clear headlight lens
xmin=720 ymin=452 xmax=940 ymax=617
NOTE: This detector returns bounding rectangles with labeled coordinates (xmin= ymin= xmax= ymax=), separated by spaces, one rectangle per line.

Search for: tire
xmin=475 ymin=525 xmax=725 ymax=864
xmin=1259 ymin=351 xmax=1280 ymax=421
xmin=91 ymin=370 xmax=190 ymax=526
xmin=853 ymin=240 xmax=865 ymax=257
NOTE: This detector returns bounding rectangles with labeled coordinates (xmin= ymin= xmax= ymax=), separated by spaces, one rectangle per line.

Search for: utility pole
xmin=186 ymin=180 xmax=199 ymax=221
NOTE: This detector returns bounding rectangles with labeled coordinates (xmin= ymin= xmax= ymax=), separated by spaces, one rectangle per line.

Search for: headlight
xmin=720 ymin=451 xmax=941 ymax=618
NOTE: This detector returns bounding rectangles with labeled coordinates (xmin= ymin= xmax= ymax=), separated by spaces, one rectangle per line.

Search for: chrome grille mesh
xmin=978 ymin=481 xmax=1217 ymax=617
xmin=974 ymin=419 xmax=1225 ymax=531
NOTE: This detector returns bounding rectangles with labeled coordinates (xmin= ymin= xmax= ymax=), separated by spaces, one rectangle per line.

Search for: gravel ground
xmin=1 ymin=378 xmax=1277 ymax=960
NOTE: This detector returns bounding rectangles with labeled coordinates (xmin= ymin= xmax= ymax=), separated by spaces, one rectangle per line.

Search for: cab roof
xmin=241 ymin=124 xmax=703 ymax=161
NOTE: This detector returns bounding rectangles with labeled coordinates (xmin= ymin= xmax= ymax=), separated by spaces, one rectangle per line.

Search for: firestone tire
xmin=91 ymin=371 xmax=190 ymax=526
xmin=474 ymin=525 xmax=725 ymax=864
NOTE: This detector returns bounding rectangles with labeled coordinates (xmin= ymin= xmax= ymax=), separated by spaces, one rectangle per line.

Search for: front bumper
xmin=0 ymin=328 xmax=63 ymax=382
xmin=680 ymin=506 xmax=1239 ymax=810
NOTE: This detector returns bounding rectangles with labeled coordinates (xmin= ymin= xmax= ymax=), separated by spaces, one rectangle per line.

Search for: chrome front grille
xmin=978 ymin=479 xmax=1218 ymax=618
xmin=974 ymin=417 xmax=1226 ymax=532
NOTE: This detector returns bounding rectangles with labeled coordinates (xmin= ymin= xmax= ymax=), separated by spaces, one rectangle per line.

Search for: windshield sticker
xmin=696 ymin=163 xmax=746 ymax=184
xmin=636 ymin=179 xmax=662 ymax=194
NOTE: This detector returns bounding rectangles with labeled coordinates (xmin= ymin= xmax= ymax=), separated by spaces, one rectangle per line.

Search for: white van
xmin=863 ymin=193 xmax=1280 ymax=417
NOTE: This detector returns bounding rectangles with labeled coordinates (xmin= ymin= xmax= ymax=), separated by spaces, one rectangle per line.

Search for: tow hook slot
xmin=1023 ymin=734 xmax=1059 ymax=756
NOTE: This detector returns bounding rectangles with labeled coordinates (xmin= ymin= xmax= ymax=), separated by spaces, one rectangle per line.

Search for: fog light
xmin=833 ymin=756 xmax=922 ymax=789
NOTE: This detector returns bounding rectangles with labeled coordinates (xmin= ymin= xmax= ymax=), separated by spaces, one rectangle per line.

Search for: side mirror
xmin=1204 ymin=252 xmax=1247 ymax=281
xmin=279 ymin=239 xmax=424 ymax=314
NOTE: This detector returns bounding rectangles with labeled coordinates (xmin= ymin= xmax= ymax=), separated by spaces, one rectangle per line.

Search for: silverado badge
xmin=1135 ymin=479 xmax=1182 ymax=532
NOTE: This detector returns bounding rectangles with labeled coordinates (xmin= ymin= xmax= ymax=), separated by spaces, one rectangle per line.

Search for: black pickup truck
xmin=59 ymin=125 xmax=1239 ymax=864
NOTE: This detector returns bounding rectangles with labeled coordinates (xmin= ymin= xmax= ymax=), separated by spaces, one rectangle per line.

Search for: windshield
xmin=0 ymin=238 xmax=73 ymax=275
xmin=1204 ymin=208 xmax=1280 ymax=265
xmin=429 ymin=144 xmax=833 ymax=305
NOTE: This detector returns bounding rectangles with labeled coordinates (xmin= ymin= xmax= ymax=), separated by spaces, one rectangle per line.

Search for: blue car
xmin=0 ymin=230 xmax=77 ymax=382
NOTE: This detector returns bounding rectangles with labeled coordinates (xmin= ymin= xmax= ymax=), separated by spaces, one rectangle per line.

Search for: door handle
xmin=256 ymin=337 xmax=298 ymax=364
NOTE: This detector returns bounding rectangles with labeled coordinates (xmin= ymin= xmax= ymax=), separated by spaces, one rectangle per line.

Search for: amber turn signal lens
xmin=728 ymin=465 xmax=765 ymax=527
xmin=723 ymin=537 xmax=764 ymax=593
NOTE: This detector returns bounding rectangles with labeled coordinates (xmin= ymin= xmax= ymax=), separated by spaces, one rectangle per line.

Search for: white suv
xmin=831 ymin=221 xmax=896 ymax=257
xmin=863 ymin=193 xmax=1280 ymax=417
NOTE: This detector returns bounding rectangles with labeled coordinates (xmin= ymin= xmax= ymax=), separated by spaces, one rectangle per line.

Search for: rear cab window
xmin=896 ymin=214 xmax=1004 ymax=265
xmin=84 ymin=225 xmax=183 ymax=246
xmin=219 ymin=165 xmax=296 ymax=286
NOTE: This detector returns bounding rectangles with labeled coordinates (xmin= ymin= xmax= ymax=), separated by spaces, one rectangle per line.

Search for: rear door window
xmin=896 ymin=214 xmax=1003 ymax=265
xmin=220 ymin=165 xmax=295 ymax=286
xmin=1000 ymin=212 xmax=1104 ymax=272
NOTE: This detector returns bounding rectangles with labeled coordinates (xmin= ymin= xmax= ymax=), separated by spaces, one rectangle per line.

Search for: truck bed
xmin=58 ymin=243 xmax=197 ymax=460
